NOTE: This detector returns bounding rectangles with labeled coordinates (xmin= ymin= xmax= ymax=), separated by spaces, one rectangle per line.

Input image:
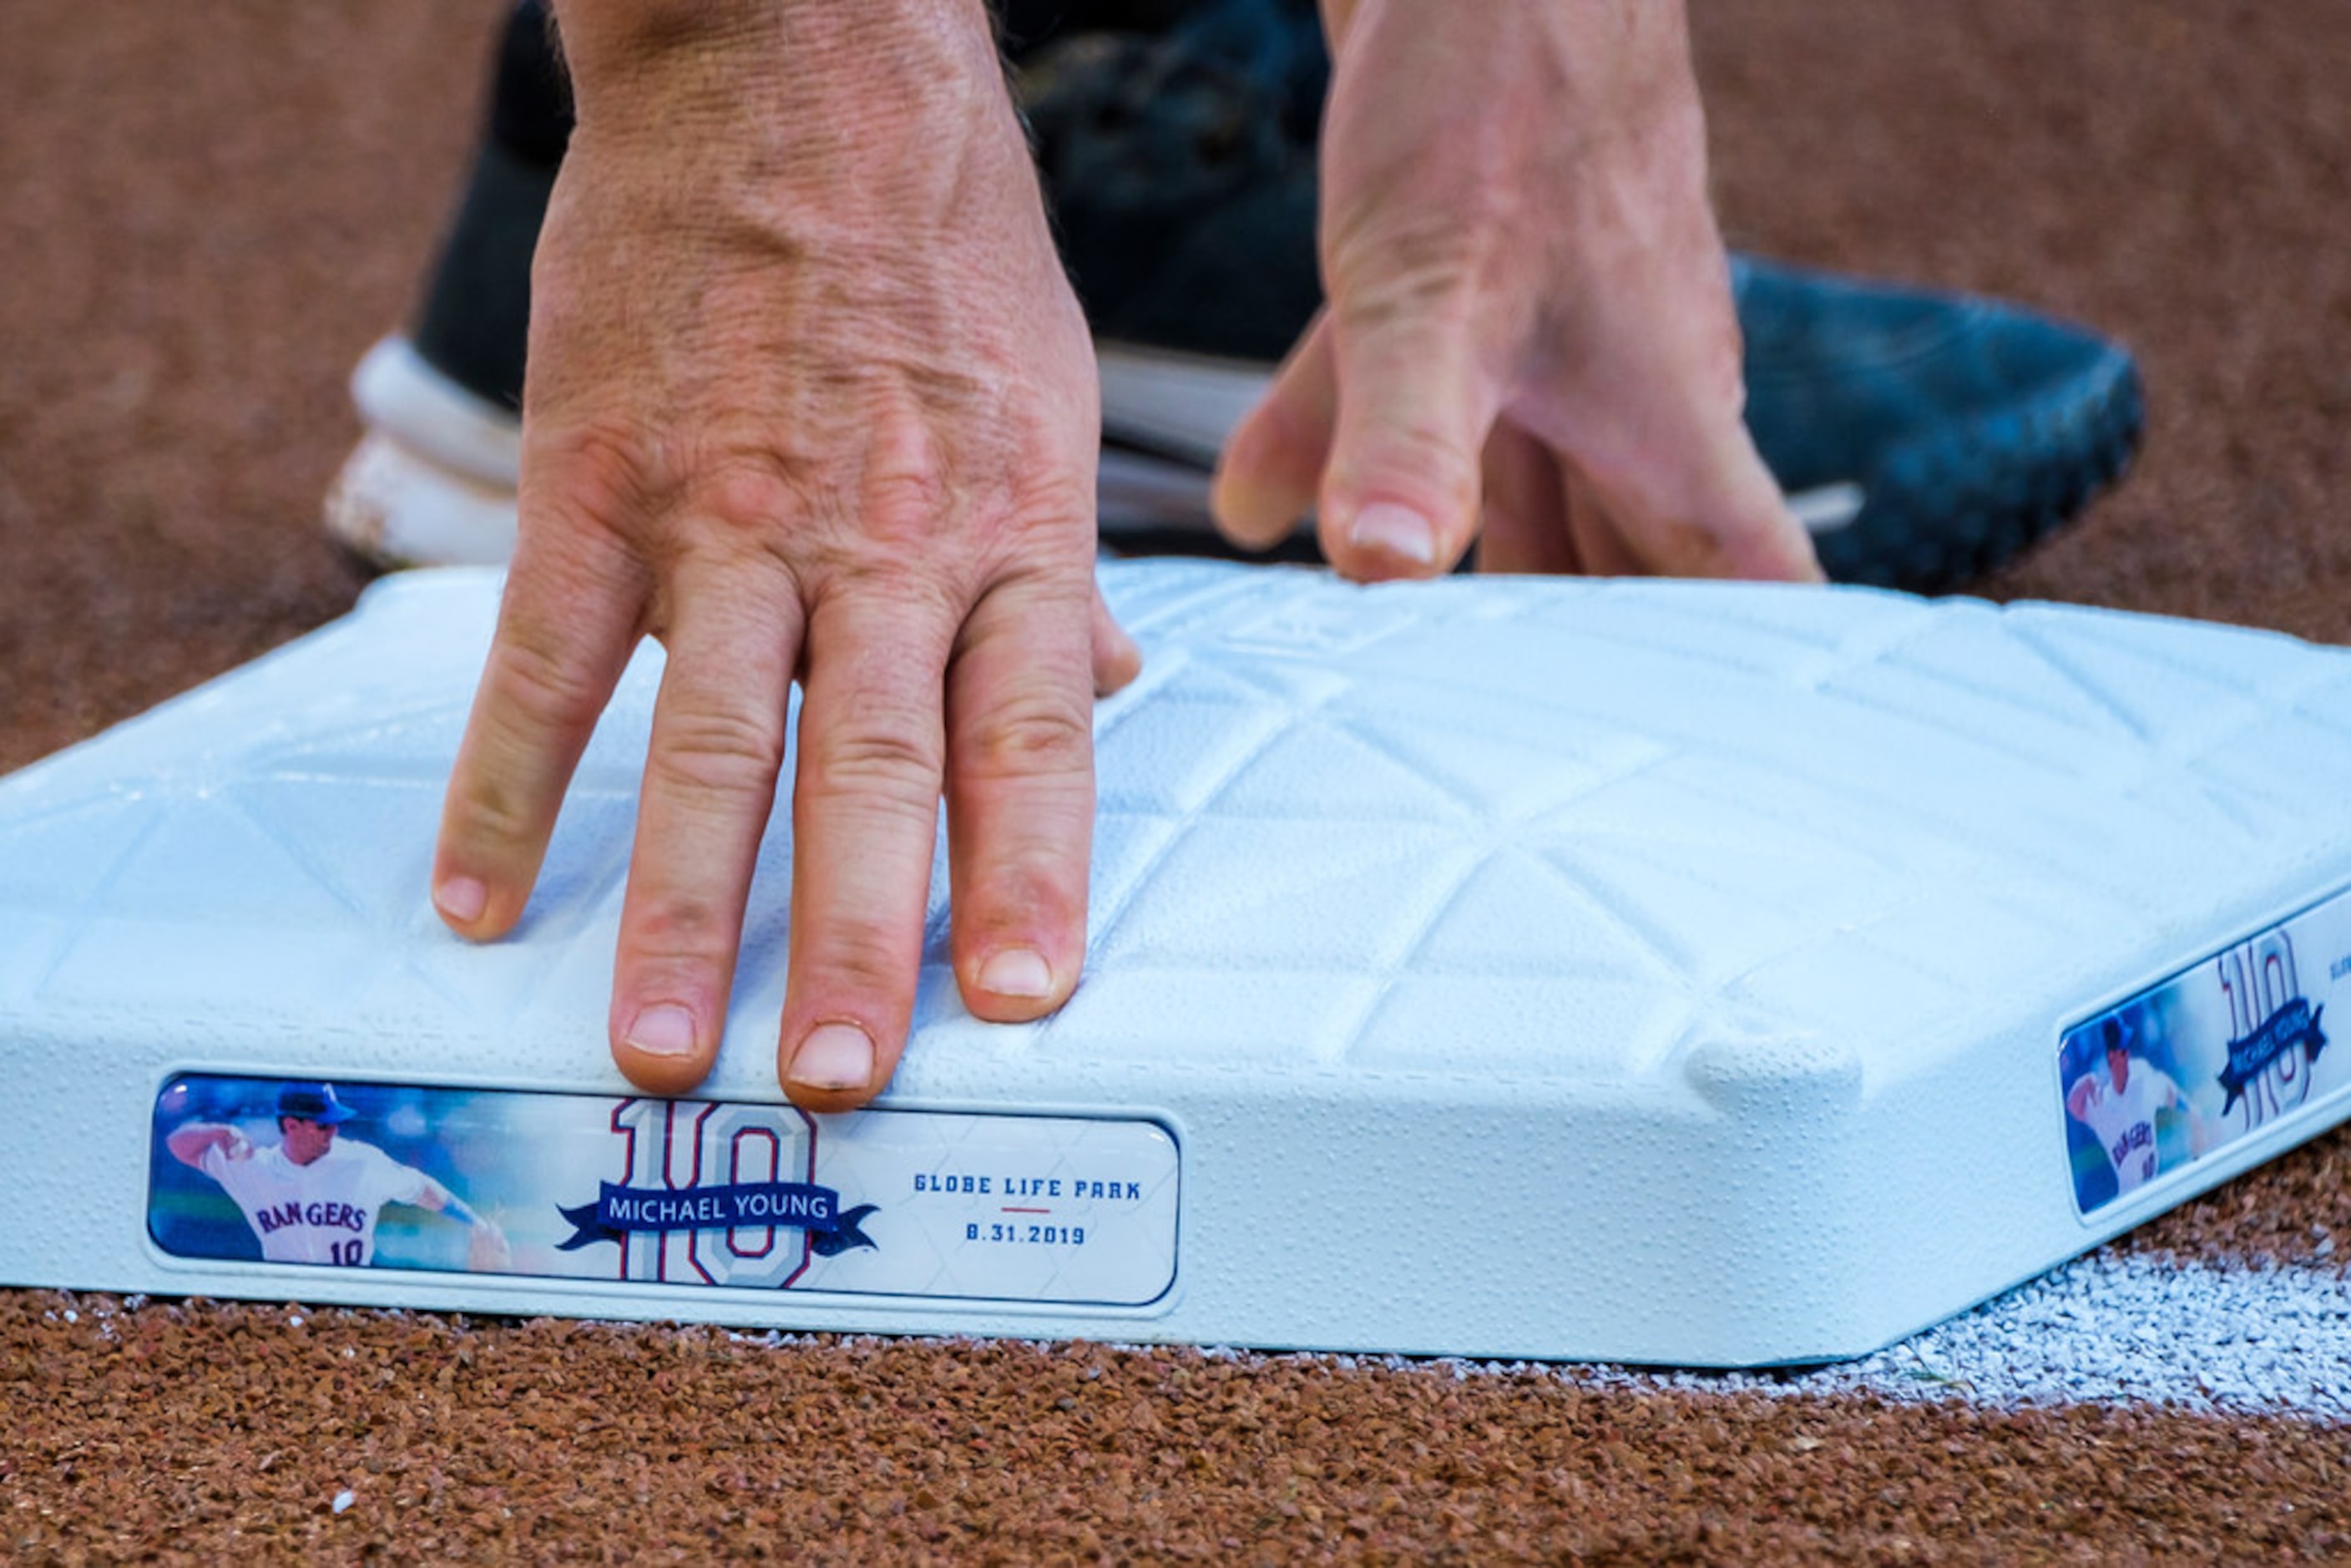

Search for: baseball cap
xmin=276 ymin=1082 xmax=355 ymax=1125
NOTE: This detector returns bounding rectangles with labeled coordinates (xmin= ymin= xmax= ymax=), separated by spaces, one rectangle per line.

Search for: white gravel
xmin=1560 ymin=1250 xmax=2351 ymax=1421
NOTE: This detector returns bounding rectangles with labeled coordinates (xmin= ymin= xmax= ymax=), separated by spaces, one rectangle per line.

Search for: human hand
xmin=432 ymin=1 xmax=1139 ymax=1111
xmin=1213 ymin=0 xmax=1821 ymax=583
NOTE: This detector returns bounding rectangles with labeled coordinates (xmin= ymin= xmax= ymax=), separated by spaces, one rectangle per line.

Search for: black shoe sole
xmin=1811 ymin=354 xmax=2147 ymax=594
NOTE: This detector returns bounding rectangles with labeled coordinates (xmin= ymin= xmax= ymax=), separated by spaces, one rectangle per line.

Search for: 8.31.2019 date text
xmin=967 ymin=1222 xmax=1087 ymax=1246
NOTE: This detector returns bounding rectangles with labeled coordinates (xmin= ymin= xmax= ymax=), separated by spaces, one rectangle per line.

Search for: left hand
xmin=1212 ymin=0 xmax=1821 ymax=584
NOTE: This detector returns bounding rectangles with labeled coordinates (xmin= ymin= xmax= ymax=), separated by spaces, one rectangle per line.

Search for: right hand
xmin=431 ymin=2 xmax=1139 ymax=1111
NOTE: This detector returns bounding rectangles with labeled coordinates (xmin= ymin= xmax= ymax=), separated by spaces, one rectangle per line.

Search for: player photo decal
xmin=2060 ymin=888 xmax=2349 ymax=1215
xmin=149 ymin=1076 xmax=1179 ymax=1306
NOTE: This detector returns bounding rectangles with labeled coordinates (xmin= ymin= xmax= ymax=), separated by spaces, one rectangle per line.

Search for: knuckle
xmin=845 ymin=408 xmax=1091 ymax=563
xmin=799 ymin=923 xmax=909 ymax=998
xmin=623 ymin=894 xmax=736 ymax=967
xmin=1337 ymin=258 xmax=1484 ymax=344
xmin=963 ymin=854 xmax=1084 ymax=936
xmin=1368 ymin=415 xmax=1482 ymax=480
xmin=809 ymin=720 xmax=944 ymax=806
xmin=533 ymin=419 xmax=818 ymax=562
xmin=1327 ymin=217 xmax=1493 ymax=333
xmin=993 ymin=470 xmax=1099 ymax=557
xmin=807 ymin=412 xmax=955 ymax=554
xmin=527 ymin=418 xmax=675 ymax=528
xmin=1646 ymin=516 xmax=1737 ymax=574
xmin=857 ymin=464 xmax=955 ymax=548
xmin=690 ymin=459 xmax=803 ymax=546
xmin=646 ymin=704 xmax=788 ymax=800
xmin=961 ymin=690 xmax=1091 ymax=784
xmin=442 ymin=781 xmax=539 ymax=856
xmin=483 ymin=633 xmax=612 ymax=743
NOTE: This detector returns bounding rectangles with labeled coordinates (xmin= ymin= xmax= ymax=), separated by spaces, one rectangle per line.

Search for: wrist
xmin=551 ymin=0 xmax=1009 ymax=152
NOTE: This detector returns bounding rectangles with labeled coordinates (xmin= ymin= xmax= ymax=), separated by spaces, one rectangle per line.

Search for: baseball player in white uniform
xmin=2066 ymin=1018 xmax=2207 ymax=1198
xmin=167 ymin=1082 xmax=506 ymax=1267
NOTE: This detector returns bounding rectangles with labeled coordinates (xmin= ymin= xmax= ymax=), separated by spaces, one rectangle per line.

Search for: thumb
xmin=1211 ymin=314 xmax=1337 ymax=553
xmin=1317 ymin=295 xmax=1501 ymax=581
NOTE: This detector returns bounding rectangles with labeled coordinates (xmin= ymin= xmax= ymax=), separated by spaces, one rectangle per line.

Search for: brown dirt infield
xmin=5 ymin=1 xmax=2350 ymax=1559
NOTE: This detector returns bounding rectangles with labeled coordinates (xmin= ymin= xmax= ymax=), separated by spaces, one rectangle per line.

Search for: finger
xmin=1474 ymin=420 xmax=1580 ymax=576
xmin=1575 ymin=423 xmax=1823 ymax=582
xmin=1211 ymin=313 xmax=1337 ymax=552
xmin=1317 ymin=291 xmax=1502 ymax=581
xmin=433 ymin=518 xmax=645 ymax=940
xmin=607 ymin=552 xmax=805 ymax=1096
xmin=1562 ymin=462 xmax=1647 ymax=579
xmin=1090 ymin=579 xmax=1143 ymax=697
xmin=777 ymin=583 xmax=958 ymax=1111
xmin=944 ymin=564 xmax=1098 ymax=1025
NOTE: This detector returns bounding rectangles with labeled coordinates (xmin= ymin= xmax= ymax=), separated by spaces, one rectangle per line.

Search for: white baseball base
xmin=4 ymin=560 xmax=2350 ymax=1366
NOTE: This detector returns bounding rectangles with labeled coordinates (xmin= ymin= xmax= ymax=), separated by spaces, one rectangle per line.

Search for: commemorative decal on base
xmin=2060 ymin=888 xmax=2348 ymax=1215
xmin=148 ymin=1075 xmax=1181 ymax=1307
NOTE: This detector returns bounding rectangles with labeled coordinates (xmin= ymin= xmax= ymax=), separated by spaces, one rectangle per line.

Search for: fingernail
xmin=791 ymin=1023 xmax=875 ymax=1092
xmin=623 ymin=1004 xmax=699 ymax=1059
xmin=978 ymin=948 xmax=1054 ymax=1000
xmin=434 ymin=875 xmax=488 ymax=924
xmin=1347 ymin=503 xmax=1438 ymax=565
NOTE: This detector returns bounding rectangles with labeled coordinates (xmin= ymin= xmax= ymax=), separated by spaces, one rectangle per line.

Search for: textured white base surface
xmin=6 ymin=561 xmax=2351 ymax=1365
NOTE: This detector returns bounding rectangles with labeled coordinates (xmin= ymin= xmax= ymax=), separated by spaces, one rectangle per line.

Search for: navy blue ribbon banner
xmin=2218 ymin=999 xmax=2328 ymax=1113
xmin=557 ymin=1181 xmax=877 ymax=1257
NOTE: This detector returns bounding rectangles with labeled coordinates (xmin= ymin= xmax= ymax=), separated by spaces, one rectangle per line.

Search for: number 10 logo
xmin=609 ymin=1100 xmax=818 ymax=1287
xmin=2215 ymin=931 xmax=2312 ymax=1130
